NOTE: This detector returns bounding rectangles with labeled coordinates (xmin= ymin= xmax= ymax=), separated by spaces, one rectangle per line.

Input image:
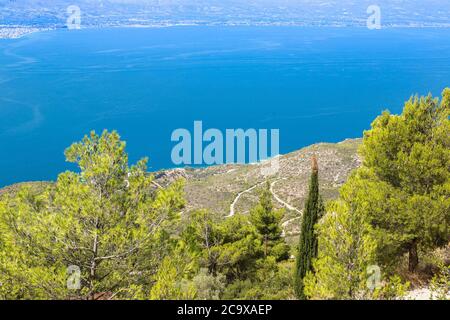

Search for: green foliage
xmin=0 ymin=187 xmax=68 ymax=299
xmin=0 ymin=130 xmax=185 ymax=299
xmin=180 ymin=184 xmax=291 ymax=300
xmin=250 ymin=182 xmax=289 ymax=261
xmin=372 ymin=276 xmax=410 ymax=300
xmin=429 ymin=262 xmax=450 ymax=300
xmin=149 ymin=257 xmax=196 ymax=300
xmin=222 ymin=259 xmax=294 ymax=300
xmin=250 ymin=182 xmax=282 ymax=239
xmin=303 ymin=199 xmax=377 ymax=300
xmin=358 ymin=89 xmax=450 ymax=271
xmin=295 ymin=160 xmax=324 ymax=299
xmin=305 ymin=89 xmax=449 ymax=300
xmin=182 ymin=210 xmax=263 ymax=281
xmin=1 ymin=89 xmax=448 ymax=300
xmin=192 ymin=268 xmax=226 ymax=300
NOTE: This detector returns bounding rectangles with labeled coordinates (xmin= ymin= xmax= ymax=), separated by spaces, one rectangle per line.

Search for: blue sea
xmin=1 ymin=27 xmax=450 ymax=187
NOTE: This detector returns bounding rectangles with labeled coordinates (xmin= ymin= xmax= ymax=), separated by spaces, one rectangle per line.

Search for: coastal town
xmin=1 ymin=0 xmax=449 ymax=39
xmin=0 ymin=26 xmax=53 ymax=39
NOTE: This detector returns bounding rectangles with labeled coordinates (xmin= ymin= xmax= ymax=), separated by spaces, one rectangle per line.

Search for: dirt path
xmin=281 ymin=216 xmax=301 ymax=229
xmin=270 ymin=179 xmax=302 ymax=214
xmin=227 ymin=180 xmax=268 ymax=217
xmin=228 ymin=178 xmax=302 ymax=220
xmin=270 ymin=179 xmax=302 ymax=237
xmin=404 ymin=288 xmax=447 ymax=300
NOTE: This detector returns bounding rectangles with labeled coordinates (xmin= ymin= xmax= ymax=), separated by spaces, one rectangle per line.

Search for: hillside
xmin=156 ymin=138 xmax=362 ymax=242
xmin=0 ymin=181 xmax=50 ymax=197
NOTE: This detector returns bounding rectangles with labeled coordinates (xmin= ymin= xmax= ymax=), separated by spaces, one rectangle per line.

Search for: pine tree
xmin=250 ymin=181 xmax=289 ymax=261
xmin=355 ymin=89 xmax=450 ymax=271
xmin=0 ymin=130 xmax=186 ymax=299
xmin=294 ymin=156 xmax=324 ymax=299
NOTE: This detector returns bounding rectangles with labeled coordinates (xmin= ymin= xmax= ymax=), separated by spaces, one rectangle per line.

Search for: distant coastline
xmin=0 ymin=26 xmax=55 ymax=39
xmin=2 ymin=23 xmax=450 ymax=40
xmin=2 ymin=0 xmax=450 ymax=40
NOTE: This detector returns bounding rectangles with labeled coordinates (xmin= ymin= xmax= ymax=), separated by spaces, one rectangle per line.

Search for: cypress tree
xmin=294 ymin=155 xmax=324 ymax=299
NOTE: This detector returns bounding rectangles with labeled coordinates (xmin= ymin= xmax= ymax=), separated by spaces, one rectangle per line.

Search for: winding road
xmin=227 ymin=178 xmax=302 ymax=229
xmin=269 ymin=179 xmax=302 ymax=214
xmin=227 ymin=180 xmax=268 ymax=217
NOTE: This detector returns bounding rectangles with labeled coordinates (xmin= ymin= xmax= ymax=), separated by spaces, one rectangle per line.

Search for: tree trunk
xmin=264 ymin=234 xmax=268 ymax=258
xmin=89 ymin=218 xmax=100 ymax=300
xmin=408 ymin=240 xmax=419 ymax=272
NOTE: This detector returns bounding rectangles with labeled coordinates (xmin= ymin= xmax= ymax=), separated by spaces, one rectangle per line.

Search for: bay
xmin=1 ymin=26 xmax=450 ymax=186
